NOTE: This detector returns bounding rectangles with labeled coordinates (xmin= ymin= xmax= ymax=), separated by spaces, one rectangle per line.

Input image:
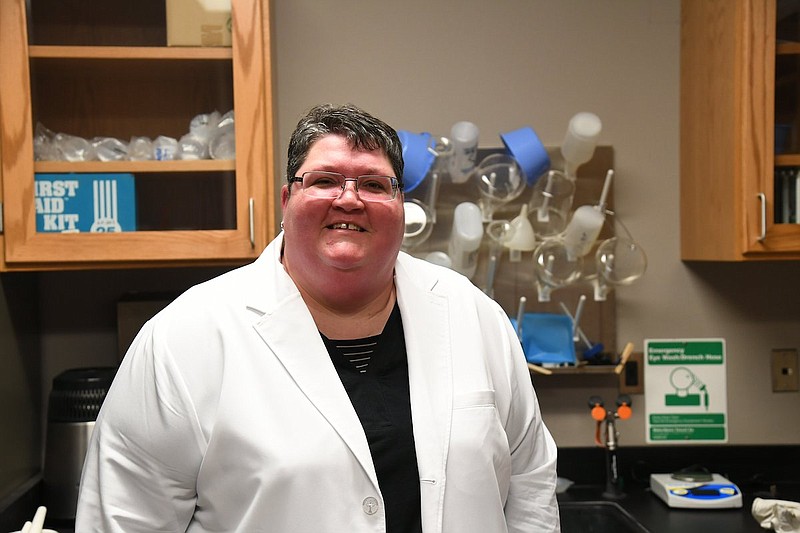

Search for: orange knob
xmin=591 ymin=405 xmax=606 ymax=421
xmin=617 ymin=404 xmax=632 ymax=420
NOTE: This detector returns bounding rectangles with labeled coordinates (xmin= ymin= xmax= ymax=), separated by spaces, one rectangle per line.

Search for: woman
xmin=76 ymin=103 xmax=560 ymax=532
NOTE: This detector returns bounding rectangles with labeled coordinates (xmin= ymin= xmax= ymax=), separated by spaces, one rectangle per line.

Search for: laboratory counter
xmin=556 ymin=444 xmax=800 ymax=533
xmin=558 ymin=483 xmax=766 ymax=533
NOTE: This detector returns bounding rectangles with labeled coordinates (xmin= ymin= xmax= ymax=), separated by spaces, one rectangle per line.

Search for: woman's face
xmin=280 ymin=134 xmax=404 ymax=295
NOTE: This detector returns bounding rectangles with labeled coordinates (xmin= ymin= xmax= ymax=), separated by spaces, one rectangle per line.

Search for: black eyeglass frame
xmin=288 ymin=171 xmax=403 ymax=202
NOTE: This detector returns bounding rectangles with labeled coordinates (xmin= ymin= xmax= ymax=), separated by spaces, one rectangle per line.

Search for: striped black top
xmin=322 ymin=303 xmax=423 ymax=533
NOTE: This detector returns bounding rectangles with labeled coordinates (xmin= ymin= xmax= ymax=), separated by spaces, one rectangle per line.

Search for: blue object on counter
xmin=509 ymin=312 xmax=576 ymax=365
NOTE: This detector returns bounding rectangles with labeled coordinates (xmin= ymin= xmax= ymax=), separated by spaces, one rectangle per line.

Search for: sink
xmin=559 ymin=501 xmax=649 ymax=533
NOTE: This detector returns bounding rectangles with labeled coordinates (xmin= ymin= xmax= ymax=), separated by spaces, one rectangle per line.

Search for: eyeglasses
xmin=289 ymin=171 xmax=401 ymax=202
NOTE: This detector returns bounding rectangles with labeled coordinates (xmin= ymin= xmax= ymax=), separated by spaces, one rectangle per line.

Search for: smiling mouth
xmin=327 ymin=223 xmax=365 ymax=232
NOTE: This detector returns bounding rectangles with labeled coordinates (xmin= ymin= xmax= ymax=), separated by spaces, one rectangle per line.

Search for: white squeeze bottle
xmin=449 ymin=121 xmax=479 ymax=184
xmin=561 ymin=112 xmax=602 ymax=179
xmin=562 ymin=169 xmax=613 ymax=260
xmin=448 ymin=202 xmax=484 ymax=278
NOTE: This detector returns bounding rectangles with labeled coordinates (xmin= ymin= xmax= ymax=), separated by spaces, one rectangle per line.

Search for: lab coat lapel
xmin=395 ymin=257 xmax=452 ymax=532
xmin=248 ymin=242 xmax=380 ymax=490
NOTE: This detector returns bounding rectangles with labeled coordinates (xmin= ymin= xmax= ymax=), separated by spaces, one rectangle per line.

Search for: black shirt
xmin=322 ymin=303 xmax=423 ymax=533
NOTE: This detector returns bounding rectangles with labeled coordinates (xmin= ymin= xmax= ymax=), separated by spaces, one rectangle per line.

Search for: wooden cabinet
xmin=0 ymin=0 xmax=275 ymax=270
xmin=681 ymin=0 xmax=800 ymax=260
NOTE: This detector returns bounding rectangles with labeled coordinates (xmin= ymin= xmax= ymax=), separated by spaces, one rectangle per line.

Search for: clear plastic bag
xmin=178 ymin=133 xmax=207 ymax=160
xmin=54 ymin=132 xmax=96 ymax=162
xmin=92 ymin=137 xmax=129 ymax=162
xmin=209 ymin=110 xmax=235 ymax=160
xmin=153 ymin=135 xmax=179 ymax=161
xmin=128 ymin=136 xmax=154 ymax=161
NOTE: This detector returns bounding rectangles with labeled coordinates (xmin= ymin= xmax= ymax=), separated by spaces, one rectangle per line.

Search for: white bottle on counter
xmin=448 ymin=202 xmax=484 ymax=279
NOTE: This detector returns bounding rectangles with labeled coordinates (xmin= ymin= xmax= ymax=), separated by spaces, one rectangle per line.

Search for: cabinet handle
xmin=757 ymin=193 xmax=766 ymax=242
xmin=249 ymin=197 xmax=255 ymax=248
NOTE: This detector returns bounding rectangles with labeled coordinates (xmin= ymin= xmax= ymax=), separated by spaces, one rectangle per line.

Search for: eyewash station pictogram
xmin=644 ymin=339 xmax=728 ymax=444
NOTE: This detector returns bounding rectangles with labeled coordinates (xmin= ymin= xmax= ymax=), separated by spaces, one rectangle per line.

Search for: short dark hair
xmin=286 ymin=103 xmax=404 ymax=190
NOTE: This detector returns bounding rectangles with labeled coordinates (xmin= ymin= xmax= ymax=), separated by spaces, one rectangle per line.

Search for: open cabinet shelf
xmin=0 ymin=0 xmax=275 ymax=270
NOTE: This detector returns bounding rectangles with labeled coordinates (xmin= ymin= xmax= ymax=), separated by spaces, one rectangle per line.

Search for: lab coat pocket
xmin=445 ymin=388 xmax=512 ymax=529
xmin=453 ymin=389 xmax=496 ymax=410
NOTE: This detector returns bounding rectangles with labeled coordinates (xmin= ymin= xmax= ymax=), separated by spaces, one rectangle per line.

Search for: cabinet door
xmin=0 ymin=0 xmax=275 ymax=269
xmin=771 ymin=1 xmax=800 ymax=252
xmin=681 ymin=0 xmax=800 ymax=260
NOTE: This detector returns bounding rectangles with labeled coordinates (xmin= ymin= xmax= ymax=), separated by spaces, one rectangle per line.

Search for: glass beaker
xmin=532 ymin=238 xmax=582 ymax=302
xmin=473 ymin=153 xmax=526 ymax=222
xmin=595 ymin=236 xmax=647 ymax=285
xmin=402 ymin=199 xmax=434 ymax=251
xmin=527 ymin=170 xmax=576 ymax=238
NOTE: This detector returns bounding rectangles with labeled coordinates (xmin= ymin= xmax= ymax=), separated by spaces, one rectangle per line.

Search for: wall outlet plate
xmin=619 ymin=351 xmax=644 ymax=394
xmin=771 ymin=349 xmax=799 ymax=392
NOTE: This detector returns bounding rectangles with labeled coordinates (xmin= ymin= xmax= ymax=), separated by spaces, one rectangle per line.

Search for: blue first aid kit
xmin=35 ymin=173 xmax=136 ymax=233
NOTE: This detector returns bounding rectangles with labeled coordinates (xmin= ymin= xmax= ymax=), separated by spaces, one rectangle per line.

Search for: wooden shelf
xmin=529 ymin=363 xmax=623 ymax=376
xmin=529 ymin=343 xmax=635 ymax=377
xmin=29 ymin=45 xmax=232 ymax=60
xmin=775 ymin=154 xmax=800 ymax=166
xmin=34 ymin=160 xmax=236 ymax=174
xmin=777 ymin=41 xmax=800 ymax=54
xmin=549 ymin=365 xmax=621 ymax=375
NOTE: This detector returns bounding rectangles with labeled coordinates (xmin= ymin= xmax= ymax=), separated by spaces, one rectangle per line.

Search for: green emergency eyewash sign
xmin=644 ymin=339 xmax=728 ymax=443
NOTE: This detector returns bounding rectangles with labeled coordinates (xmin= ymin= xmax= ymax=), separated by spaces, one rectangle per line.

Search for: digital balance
xmin=650 ymin=472 xmax=742 ymax=509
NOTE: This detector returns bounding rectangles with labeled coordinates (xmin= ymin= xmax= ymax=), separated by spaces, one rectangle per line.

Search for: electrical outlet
xmin=619 ymin=352 xmax=644 ymax=394
xmin=771 ymin=349 xmax=799 ymax=392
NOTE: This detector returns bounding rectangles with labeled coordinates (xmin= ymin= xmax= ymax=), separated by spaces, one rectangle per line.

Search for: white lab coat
xmin=76 ymin=234 xmax=560 ymax=532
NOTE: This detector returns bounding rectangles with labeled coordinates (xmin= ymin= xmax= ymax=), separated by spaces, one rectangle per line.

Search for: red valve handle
xmin=591 ymin=404 xmax=607 ymax=421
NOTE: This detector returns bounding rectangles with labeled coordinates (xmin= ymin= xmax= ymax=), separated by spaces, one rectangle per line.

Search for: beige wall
xmin=22 ymin=0 xmax=800 ymax=458
xmin=270 ymin=0 xmax=800 ymax=446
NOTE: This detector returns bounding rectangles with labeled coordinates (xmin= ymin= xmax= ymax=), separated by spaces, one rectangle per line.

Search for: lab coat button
xmin=362 ymin=496 xmax=379 ymax=515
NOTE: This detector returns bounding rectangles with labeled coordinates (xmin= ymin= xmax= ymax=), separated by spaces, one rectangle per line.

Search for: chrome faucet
xmin=588 ymin=394 xmax=632 ymax=500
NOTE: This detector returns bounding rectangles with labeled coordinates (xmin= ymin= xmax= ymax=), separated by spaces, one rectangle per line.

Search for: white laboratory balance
xmin=650 ymin=470 xmax=742 ymax=509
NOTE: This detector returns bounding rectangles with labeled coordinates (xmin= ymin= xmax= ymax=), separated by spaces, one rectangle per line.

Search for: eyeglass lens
xmin=300 ymin=171 xmax=397 ymax=201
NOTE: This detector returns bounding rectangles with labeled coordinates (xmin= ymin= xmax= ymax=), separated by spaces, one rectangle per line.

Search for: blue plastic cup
xmin=500 ymin=126 xmax=551 ymax=186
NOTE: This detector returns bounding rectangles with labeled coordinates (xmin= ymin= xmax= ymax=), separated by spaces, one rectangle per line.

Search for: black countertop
xmin=556 ymin=445 xmax=800 ymax=533
xmin=558 ymin=484 xmax=764 ymax=533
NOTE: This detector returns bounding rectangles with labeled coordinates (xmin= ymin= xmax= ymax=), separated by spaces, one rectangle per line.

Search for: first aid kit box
xmin=35 ymin=173 xmax=137 ymax=233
